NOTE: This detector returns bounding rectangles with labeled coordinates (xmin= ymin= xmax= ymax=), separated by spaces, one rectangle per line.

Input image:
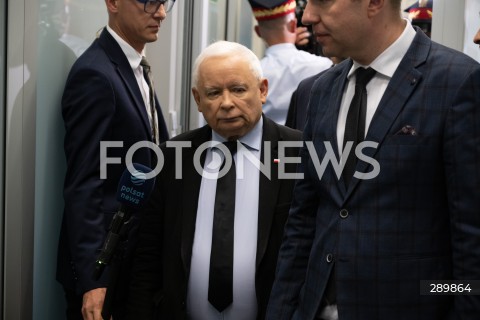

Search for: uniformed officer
xmin=248 ymin=0 xmax=332 ymax=125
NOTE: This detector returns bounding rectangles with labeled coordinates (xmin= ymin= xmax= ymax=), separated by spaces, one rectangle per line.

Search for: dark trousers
xmin=64 ymin=290 xmax=83 ymax=320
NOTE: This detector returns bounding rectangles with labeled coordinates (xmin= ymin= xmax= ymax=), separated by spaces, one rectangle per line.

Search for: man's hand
xmin=295 ymin=26 xmax=311 ymax=47
xmin=82 ymin=288 xmax=107 ymax=320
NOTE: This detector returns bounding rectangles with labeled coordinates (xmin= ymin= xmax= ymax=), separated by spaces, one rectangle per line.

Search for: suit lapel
xmin=328 ymin=64 xmax=351 ymax=196
xmin=98 ymin=29 xmax=153 ymax=140
xmin=345 ymin=29 xmax=430 ymax=200
xmin=329 ymin=63 xmax=352 ymax=163
xmin=310 ymin=63 xmax=351 ymax=197
xmin=256 ymin=117 xmax=281 ymax=267
xmin=154 ymin=95 xmax=169 ymax=142
xmin=180 ymin=127 xmax=211 ymax=275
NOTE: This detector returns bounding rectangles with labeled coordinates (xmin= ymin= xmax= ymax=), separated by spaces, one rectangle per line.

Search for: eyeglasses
xmin=137 ymin=0 xmax=176 ymax=14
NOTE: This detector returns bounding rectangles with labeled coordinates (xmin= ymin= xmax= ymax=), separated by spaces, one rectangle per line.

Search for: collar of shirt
xmin=211 ymin=117 xmax=263 ymax=152
xmin=348 ymin=19 xmax=416 ymax=80
xmin=264 ymin=43 xmax=297 ymax=56
xmin=106 ymin=25 xmax=145 ymax=71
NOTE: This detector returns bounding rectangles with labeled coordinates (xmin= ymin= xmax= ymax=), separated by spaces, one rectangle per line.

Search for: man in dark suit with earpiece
xmin=57 ymin=1 xmax=174 ymax=319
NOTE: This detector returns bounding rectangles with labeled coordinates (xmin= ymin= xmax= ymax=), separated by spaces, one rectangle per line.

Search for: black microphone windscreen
xmin=116 ymin=163 xmax=155 ymax=208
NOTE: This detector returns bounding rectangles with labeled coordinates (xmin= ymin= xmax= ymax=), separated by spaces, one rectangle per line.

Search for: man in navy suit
xmin=267 ymin=0 xmax=480 ymax=319
xmin=56 ymin=1 xmax=173 ymax=319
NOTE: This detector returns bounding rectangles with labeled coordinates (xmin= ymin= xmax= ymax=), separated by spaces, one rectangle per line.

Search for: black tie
xmin=342 ymin=67 xmax=376 ymax=186
xmin=140 ymin=57 xmax=158 ymax=144
xmin=208 ymin=141 xmax=237 ymax=312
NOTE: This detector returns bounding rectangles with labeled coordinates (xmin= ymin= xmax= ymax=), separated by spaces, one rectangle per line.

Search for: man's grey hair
xmin=192 ymin=40 xmax=263 ymax=87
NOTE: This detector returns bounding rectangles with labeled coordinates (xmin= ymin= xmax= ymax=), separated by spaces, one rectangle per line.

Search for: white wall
xmin=463 ymin=0 xmax=480 ymax=62
xmin=431 ymin=0 xmax=466 ymax=51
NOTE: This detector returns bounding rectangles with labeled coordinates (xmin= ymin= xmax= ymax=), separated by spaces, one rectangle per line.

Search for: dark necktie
xmin=208 ymin=141 xmax=237 ymax=312
xmin=140 ymin=57 xmax=158 ymax=144
xmin=342 ymin=67 xmax=376 ymax=186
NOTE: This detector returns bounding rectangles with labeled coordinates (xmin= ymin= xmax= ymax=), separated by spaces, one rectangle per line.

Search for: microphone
xmin=93 ymin=163 xmax=155 ymax=280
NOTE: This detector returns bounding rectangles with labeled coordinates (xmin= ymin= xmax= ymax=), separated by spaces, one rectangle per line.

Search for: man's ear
xmin=287 ymin=18 xmax=297 ymax=34
xmin=254 ymin=25 xmax=261 ymax=38
xmin=259 ymin=78 xmax=268 ymax=104
xmin=367 ymin=0 xmax=385 ymax=17
xmin=105 ymin=0 xmax=119 ymax=12
xmin=192 ymin=87 xmax=202 ymax=112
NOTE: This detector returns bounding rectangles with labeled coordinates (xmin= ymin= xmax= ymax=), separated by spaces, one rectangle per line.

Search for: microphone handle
xmin=93 ymin=207 xmax=131 ymax=280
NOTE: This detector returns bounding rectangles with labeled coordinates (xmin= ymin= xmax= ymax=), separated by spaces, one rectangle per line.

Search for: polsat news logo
xmin=131 ymin=170 xmax=147 ymax=186
xmin=119 ymin=169 xmax=147 ymax=205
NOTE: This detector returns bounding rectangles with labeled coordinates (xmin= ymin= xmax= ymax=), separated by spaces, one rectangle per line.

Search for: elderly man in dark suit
xmin=57 ymin=1 xmax=173 ymax=319
xmin=127 ymin=40 xmax=302 ymax=320
xmin=267 ymin=0 xmax=480 ymax=319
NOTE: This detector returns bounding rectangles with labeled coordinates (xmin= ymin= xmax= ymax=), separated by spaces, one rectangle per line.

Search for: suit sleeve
xmin=62 ymin=67 xmax=117 ymax=294
xmin=444 ymin=64 xmax=480 ymax=317
xmin=266 ymin=93 xmax=320 ymax=319
xmin=126 ymin=181 xmax=164 ymax=319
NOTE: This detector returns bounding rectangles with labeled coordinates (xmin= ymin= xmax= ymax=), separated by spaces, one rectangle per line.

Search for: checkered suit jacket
xmin=266 ymin=29 xmax=480 ymax=320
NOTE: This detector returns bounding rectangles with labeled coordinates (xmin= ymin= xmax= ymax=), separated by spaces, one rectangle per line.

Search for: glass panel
xmin=33 ymin=1 xmax=106 ymax=319
xmin=0 ymin=0 xmax=5 ymax=312
xmin=208 ymin=0 xmax=227 ymax=42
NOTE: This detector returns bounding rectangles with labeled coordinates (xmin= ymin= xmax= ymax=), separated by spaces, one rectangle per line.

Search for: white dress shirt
xmin=261 ymin=43 xmax=332 ymax=125
xmin=336 ymin=20 xmax=417 ymax=157
xmin=106 ymin=26 xmax=158 ymax=143
xmin=186 ymin=118 xmax=264 ymax=320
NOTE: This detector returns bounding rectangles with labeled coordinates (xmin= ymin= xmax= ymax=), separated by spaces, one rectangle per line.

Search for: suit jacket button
xmin=339 ymin=209 xmax=349 ymax=218
xmin=326 ymin=253 xmax=333 ymax=263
